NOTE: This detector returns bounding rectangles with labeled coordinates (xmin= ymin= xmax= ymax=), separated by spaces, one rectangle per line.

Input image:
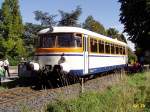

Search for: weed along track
xmin=0 ymin=72 xmax=124 ymax=111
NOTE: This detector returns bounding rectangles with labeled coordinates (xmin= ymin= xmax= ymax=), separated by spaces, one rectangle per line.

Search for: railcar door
xmin=83 ymin=34 xmax=89 ymax=75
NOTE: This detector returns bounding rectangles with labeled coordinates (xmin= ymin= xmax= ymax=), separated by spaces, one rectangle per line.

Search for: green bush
xmin=7 ymin=56 xmax=20 ymax=66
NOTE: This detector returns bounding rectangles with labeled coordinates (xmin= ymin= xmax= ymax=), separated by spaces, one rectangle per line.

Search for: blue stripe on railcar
xmin=69 ymin=64 xmax=127 ymax=76
xmin=35 ymin=53 xmax=126 ymax=57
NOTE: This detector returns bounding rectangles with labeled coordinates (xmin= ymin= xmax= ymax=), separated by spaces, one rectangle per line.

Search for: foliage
xmin=0 ymin=0 xmax=25 ymax=65
xmin=119 ymin=0 xmax=150 ymax=50
xmin=107 ymin=27 xmax=119 ymax=37
xmin=1 ymin=0 xmax=24 ymax=39
xmin=34 ymin=10 xmax=57 ymax=28
xmin=58 ymin=6 xmax=82 ymax=26
xmin=107 ymin=28 xmax=127 ymax=43
xmin=0 ymin=0 xmax=12 ymax=39
xmin=10 ymin=0 xmax=24 ymax=39
xmin=46 ymin=72 xmax=150 ymax=112
xmin=1 ymin=38 xmax=27 ymax=65
xmin=34 ymin=6 xmax=82 ymax=27
xmin=119 ymin=33 xmax=127 ymax=43
xmin=23 ymin=23 xmax=42 ymax=57
xmin=0 ymin=38 xmax=6 ymax=58
xmin=83 ymin=16 xmax=106 ymax=35
xmin=128 ymin=48 xmax=137 ymax=64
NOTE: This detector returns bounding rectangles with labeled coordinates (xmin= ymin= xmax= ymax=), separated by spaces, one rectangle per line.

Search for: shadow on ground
xmin=1 ymin=75 xmax=80 ymax=91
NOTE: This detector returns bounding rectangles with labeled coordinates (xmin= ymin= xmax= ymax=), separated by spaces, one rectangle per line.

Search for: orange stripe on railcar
xmin=36 ymin=48 xmax=83 ymax=53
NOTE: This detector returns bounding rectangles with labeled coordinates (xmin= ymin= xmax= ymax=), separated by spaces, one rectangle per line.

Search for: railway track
xmin=0 ymin=87 xmax=43 ymax=105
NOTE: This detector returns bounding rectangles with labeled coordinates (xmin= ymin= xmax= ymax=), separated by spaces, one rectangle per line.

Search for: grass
xmin=0 ymin=85 xmax=7 ymax=91
xmin=46 ymin=71 xmax=150 ymax=112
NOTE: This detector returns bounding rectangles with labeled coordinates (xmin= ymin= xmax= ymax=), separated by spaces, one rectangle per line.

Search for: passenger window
xmin=111 ymin=44 xmax=115 ymax=54
xmin=119 ymin=46 xmax=122 ymax=54
xmin=123 ymin=47 xmax=125 ymax=55
xmin=105 ymin=42 xmax=110 ymax=54
xmin=115 ymin=45 xmax=119 ymax=54
xmin=120 ymin=46 xmax=123 ymax=54
xmin=99 ymin=40 xmax=105 ymax=53
xmin=90 ymin=38 xmax=98 ymax=53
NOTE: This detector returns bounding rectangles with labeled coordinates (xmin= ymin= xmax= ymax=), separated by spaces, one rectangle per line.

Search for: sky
xmin=0 ymin=0 xmax=135 ymax=50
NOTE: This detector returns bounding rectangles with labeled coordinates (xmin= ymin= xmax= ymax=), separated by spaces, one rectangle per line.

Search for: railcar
xmin=19 ymin=26 xmax=128 ymax=78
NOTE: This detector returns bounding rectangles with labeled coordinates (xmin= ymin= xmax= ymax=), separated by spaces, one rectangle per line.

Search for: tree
xmin=1 ymin=0 xmax=24 ymax=39
xmin=1 ymin=0 xmax=12 ymax=39
xmin=107 ymin=27 xmax=127 ymax=43
xmin=34 ymin=10 xmax=57 ymax=29
xmin=0 ymin=38 xmax=6 ymax=59
xmin=58 ymin=6 xmax=82 ymax=26
xmin=107 ymin=28 xmax=119 ymax=38
xmin=119 ymin=0 xmax=150 ymax=50
xmin=0 ymin=0 xmax=25 ymax=64
xmin=83 ymin=16 xmax=106 ymax=35
xmin=11 ymin=0 xmax=24 ymax=39
xmin=119 ymin=33 xmax=127 ymax=43
xmin=128 ymin=48 xmax=137 ymax=64
xmin=23 ymin=23 xmax=43 ymax=57
xmin=0 ymin=9 xmax=2 ymax=22
xmin=24 ymin=23 xmax=42 ymax=45
xmin=0 ymin=9 xmax=3 ymax=38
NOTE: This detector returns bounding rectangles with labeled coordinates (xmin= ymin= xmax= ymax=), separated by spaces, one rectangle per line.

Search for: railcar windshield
xmin=38 ymin=33 xmax=82 ymax=48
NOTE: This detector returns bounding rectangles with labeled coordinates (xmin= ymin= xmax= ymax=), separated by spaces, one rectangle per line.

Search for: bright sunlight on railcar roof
xmin=38 ymin=27 xmax=127 ymax=46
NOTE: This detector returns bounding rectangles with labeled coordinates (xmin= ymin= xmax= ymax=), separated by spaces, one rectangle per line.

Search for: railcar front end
xmin=36 ymin=32 xmax=84 ymax=75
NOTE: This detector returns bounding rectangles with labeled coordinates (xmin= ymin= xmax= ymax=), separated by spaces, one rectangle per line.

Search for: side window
xmin=115 ymin=45 xmax=119 ymax=54
xmin=105 ymin=42 xmax=111 ymax=54
xmin=99 ymin=40 xmax=105 ymax=53
xmin=120 ymin=46 xmax=123 ymax=55
xmin=123 ymin=47 xmax=125 ymax=55
xmin=90 ymin=38 xmax=98 ymax=53
xmin=118 ymin=46 xmax=122 ymax=55
xmin=111 ymin=43 xmax=115 ymax=54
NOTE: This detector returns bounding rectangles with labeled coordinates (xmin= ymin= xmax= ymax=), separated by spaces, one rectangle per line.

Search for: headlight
xmin=29 ymin=62 xmax=40 ymax=71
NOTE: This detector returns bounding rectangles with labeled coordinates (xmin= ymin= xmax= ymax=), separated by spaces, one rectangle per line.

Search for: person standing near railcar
xmin=0 ymin=62 xmax=5 ymax=86
xmin=3 ymin=58 xmax=10 ymax=77
xmin=0 ymin=59 xmax=3 ymax=67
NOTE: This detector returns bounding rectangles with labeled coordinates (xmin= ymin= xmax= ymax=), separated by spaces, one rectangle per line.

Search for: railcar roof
xmin=38 ymin=26 xmax=127 ymax=46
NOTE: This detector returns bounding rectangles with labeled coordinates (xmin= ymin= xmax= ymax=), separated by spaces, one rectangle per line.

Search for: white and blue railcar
xmin=33 ymin=26 xmax=128 ymax=77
